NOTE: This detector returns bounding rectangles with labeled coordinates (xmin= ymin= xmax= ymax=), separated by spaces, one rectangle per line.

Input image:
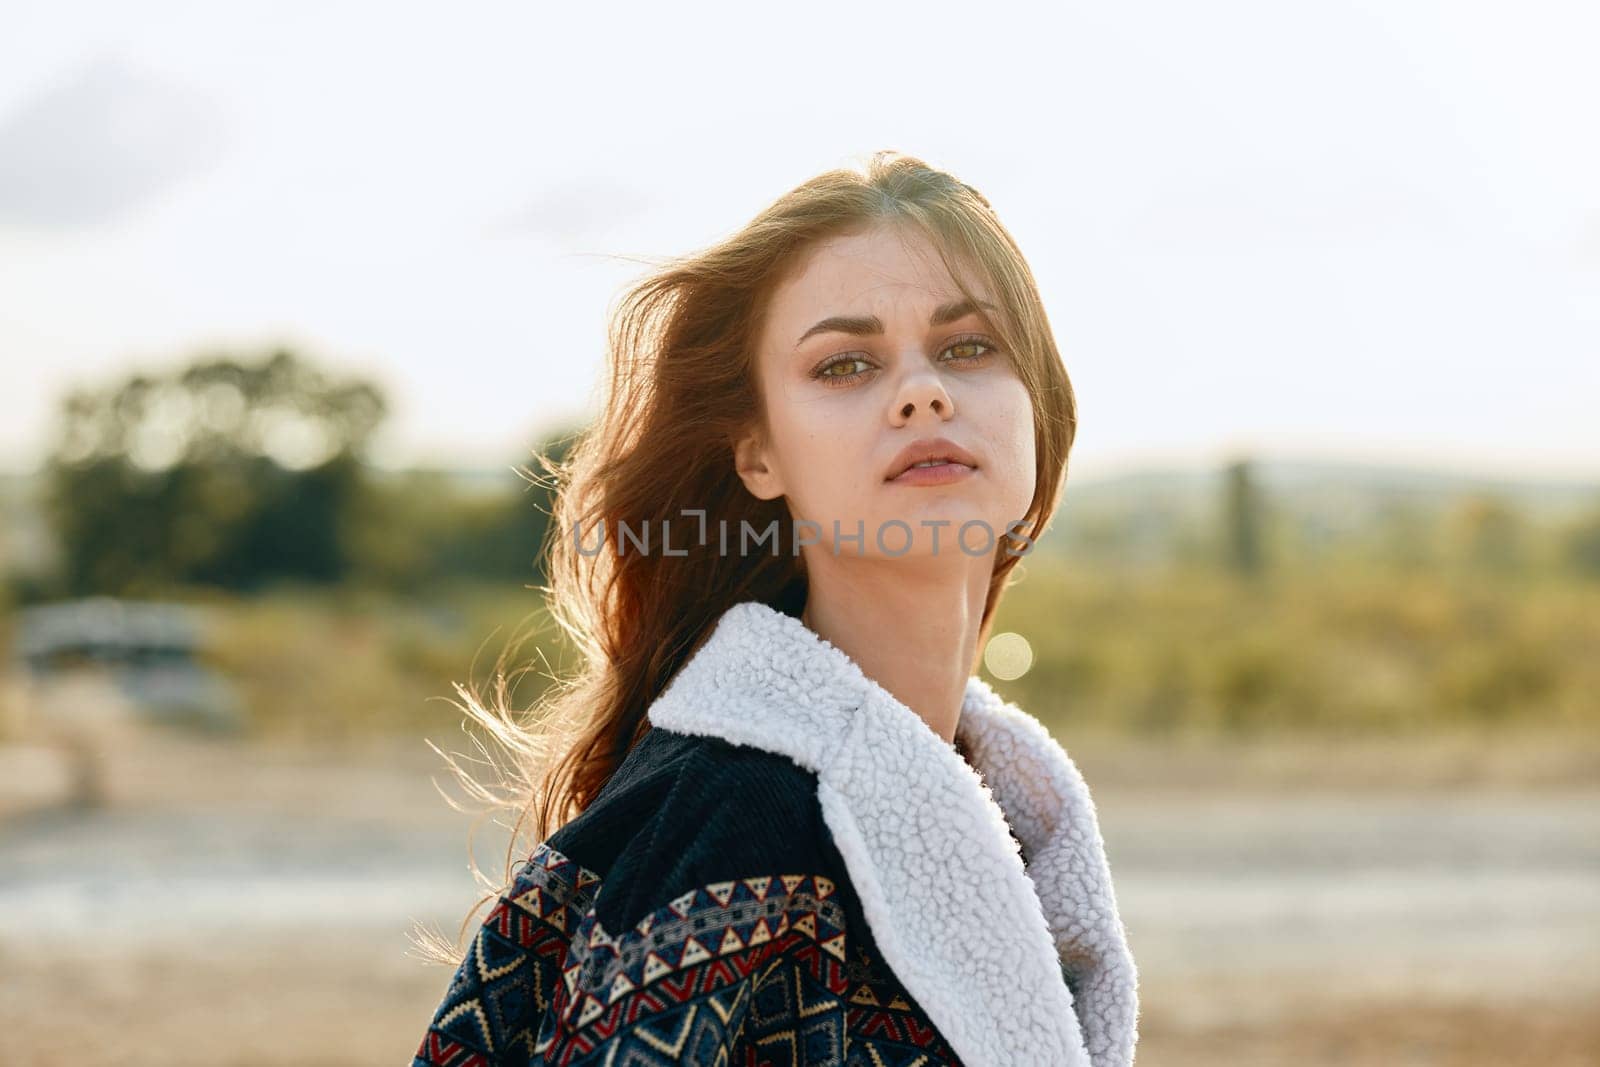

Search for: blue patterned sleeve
xmin=410 ymin=848 xmax=858 ymax=1066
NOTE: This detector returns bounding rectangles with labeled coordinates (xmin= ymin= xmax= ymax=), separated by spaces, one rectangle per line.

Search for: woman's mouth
xmin=886 ymin=459 xmax=977 ymax=487
xmin=883 ymin=437 xmax=981 ymax=484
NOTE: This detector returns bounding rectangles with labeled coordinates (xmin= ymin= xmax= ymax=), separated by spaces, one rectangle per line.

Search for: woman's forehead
xmin=766 ymin=226 xmax=991 ymax=327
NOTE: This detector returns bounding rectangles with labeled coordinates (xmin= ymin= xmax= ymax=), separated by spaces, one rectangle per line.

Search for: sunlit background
xmin=2 ymin=2 xmax=1597 ymax=1064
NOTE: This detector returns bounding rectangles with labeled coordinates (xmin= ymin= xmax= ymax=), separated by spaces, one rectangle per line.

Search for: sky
xmin=1 ymin=0 xmax=1597 ymax=483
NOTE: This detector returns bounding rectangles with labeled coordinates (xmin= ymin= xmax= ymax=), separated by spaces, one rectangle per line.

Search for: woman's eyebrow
xmin=794 ymin=298 xmax=997 ymax=348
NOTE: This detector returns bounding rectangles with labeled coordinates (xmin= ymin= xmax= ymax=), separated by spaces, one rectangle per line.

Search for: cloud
xmin=0 ymin=53 xmax=231 ymax=229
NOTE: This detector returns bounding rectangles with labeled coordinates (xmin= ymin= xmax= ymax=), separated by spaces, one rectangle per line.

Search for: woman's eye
xmin=817 ymin=357 xmax=871 ymax=382
xmin=942 ymin=337 xmax=995 ymax=362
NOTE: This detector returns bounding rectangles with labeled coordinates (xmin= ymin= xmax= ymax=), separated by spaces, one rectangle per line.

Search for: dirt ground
xmin=1 ymin=727 xmax=1596 ymax=1066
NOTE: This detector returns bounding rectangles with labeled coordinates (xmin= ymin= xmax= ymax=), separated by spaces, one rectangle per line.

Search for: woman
xmin=410 ymin=151 xmax=1140 ymax=1067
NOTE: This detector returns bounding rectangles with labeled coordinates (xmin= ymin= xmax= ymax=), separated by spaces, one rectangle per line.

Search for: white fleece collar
xmin=646 ymin=600 xmax=1140 ymax=1067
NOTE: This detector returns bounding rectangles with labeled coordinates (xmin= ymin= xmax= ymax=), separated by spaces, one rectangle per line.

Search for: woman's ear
xmin=733 ymin=426 xmax=785 ymax=501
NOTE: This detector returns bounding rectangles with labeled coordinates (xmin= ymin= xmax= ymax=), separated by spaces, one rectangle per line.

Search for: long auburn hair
xmin=412 ymin=150 xmax=1079 ymax=967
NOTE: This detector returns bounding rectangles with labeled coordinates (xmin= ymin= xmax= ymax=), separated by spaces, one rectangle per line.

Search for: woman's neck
xmin=799 ymin=563 xmax=989 ymax=746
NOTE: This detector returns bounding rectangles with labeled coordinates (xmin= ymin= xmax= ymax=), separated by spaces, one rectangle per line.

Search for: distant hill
xmin=1046 ymin=458 xmax=1599 ymax=565
xmin=1065 ymin=458 xmax=1599 ymax=517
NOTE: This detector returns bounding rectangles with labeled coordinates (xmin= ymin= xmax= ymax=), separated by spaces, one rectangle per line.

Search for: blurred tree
xmin=45 ymin=348 xmax=386 ymax=594
xmin=1221 ymin=458 xmax=1267 ymax=577
xmin=443 ymin=426 xmax=582 ymax=584
xmin=1559 ymin=495 xmax=1600 ymax=580
xmin=340 ymin=425 xmax=584 ymax=591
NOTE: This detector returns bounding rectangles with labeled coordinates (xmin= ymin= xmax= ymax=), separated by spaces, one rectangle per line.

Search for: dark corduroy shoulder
xmin=545 ymin=724 xmax=841 ymax=935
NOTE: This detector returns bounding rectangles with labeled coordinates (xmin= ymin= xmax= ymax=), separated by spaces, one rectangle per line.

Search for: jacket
xmin=411 ymin=599 xmax=1140 ymax=1066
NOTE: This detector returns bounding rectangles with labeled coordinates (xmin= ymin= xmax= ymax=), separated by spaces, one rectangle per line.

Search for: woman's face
xmin=736 ymin=222 xmax=1037 ymax=561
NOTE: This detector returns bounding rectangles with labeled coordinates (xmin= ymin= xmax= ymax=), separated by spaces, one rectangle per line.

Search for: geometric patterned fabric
xmin=411 ymin=840 xmax=964 ymax=1066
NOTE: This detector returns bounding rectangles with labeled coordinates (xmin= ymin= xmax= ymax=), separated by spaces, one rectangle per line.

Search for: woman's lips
xmin=886 ymin=461 xmax=977 ymax=487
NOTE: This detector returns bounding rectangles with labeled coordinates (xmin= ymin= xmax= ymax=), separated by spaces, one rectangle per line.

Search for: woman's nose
xmin=898 ymin=393 xmax=947 ymax=419
xmin=890 ymin=366 xmax=954 ymax=423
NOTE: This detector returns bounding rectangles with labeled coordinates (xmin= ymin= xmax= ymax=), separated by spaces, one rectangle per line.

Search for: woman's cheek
xmin=990 ymin=428 xmax=1037 ymax=519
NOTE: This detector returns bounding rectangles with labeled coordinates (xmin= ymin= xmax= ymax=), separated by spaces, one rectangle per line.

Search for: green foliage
xmin=199 ymin=581 xmax=564 ymax=742
xmin=1446 ymin=494 xmax=1526 ymax=576
xmin=341 ymin=428 xmax=580 ymax=591
xmin=1559 ymin=496 xmax=1600 ymax=578
xmin=166 ymin=562 xmax=1600 ymax=744
xmin=36 ymin=345 xmax=587 ymax=599
xmin=44 ymin=348 xmax=386 ymax=595
xmin=986 ymin=559 xmax=1600 ymax=740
